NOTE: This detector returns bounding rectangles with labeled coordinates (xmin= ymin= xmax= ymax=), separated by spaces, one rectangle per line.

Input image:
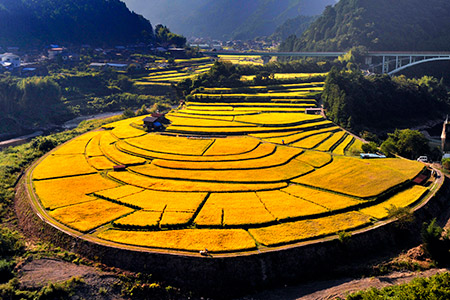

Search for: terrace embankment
xmin=15 ymin=172 xmax=450 ymax=297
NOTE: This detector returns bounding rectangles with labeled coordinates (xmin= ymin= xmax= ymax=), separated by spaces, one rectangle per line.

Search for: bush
xmin=31 ymin=137 xmax=57 ymax=153
xmin=0 ymin=227 xmax=24 ymax=258
xmin=442 ymin=158 xmax=450 ymax=170
xmin=0 ymin=259 xmax=14 ymax=284
xmin=361 ymin=142 xmax=378 ymax=153
xmin=421 ymin=219 xmax=450 ymax=263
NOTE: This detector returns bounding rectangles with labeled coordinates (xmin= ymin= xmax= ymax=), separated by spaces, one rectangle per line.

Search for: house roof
xmin=143 ymin=116 xmax=159 ymax=123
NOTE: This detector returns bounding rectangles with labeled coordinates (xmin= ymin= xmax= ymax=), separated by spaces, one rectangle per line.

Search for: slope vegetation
xmin=280 ymin=0 xmax=450 ymax=51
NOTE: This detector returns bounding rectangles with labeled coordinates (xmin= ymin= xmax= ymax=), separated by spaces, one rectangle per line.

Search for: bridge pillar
xmin=262 ymin=56 xmax=271 ymax=65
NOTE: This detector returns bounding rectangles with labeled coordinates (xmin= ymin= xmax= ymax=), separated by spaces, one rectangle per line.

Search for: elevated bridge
xmin=204 ymin=51 xmax=450 ymax=75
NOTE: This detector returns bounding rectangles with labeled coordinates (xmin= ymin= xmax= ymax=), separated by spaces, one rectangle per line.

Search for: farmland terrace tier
xmin=15 ymin=76 xmax=448 ymax=297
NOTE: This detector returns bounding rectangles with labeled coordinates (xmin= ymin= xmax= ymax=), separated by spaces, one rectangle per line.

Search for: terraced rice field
xmin=218 ymin=55 xmax=264 ymax=66
xmin=134 ymin=57 xmax=214 ymax=85
xmin=30 ymin=74 xmax=433 ymax=254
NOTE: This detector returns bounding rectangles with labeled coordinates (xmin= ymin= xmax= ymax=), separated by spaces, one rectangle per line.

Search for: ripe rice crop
xmin=94 ymin=185 xmax=144 ymax=200
xmin=102 ymin=116 xmax=147 ymax=130
xmin=234 ymin=113 xmax=323 ymax=126
xmin=160 ymin=211 xmax=194 ymax=227
xmin=88 ymin=156 xmax=116 ymax=170
xmin=249 ymin=212 xmax=371 ymax=246
xmin=134 ymin=81 xmax=172 ymax=87
xmin=100 ymin=133 xmax=146 ymax=165
xmin=185 ymin=105 xmax=234 ymax=111
xmin=113 ymin=210 xmax=161 ymax=228
xmin=51 ymin=131 xmax=98 ymax=155
xmin=262 ymin=127 xmax=341 ymax=144
xmin=85 ymin=133 xmax=103 ymax=157
xmin=152 ymin=145 xmax=302 ymax=170
xmin=98 ymin=228 xmax=257 ymax=252
xmin=315 ymin=131 xmax=347 ymax=152
xmin=282 ymin=184 xmax=364 ymax=211
xmin=167 ymin=120 xmax=335 ymax=135
xmin=193 ymin=92 xmax=314 ymax=99
xmin=291 ymin=132 xmax=333 ymax=149
xmin=348 ymin=138 xmax=364 ymax=154
xmin=256 ymin=190 xmax=327 ymax=220
xmin=293 ymin=157 xmax=424 ymax=198
xmin=360 ymin=185 xmax=428 ymax=219
xmin=111 ymin=124 xmax=147 ymax=140
xmin=130 ymin=158 xmax=314 ymax=183
xmin=167 ymin=115 xmax=253 ymax=128
xmin=295 ymin=151 xmax=333 ymax=168
xmin=50 ymin=199 xmax=133 ymax=233
xmin=33 ymin=154 xmax=96 ymax=180
xmin=109 ymin=171 xmax=288 ymax=192
xmin=333 ymin=135 xmax=355 ymax=155
xmin=170 ymin=112 xmax=234 ymax=122
xmin=188 ymin=102 xmax=312 ymax=108
xmin=241 ymin=73 xmax=328 ymax=81
xmin=177 ymin=109 xmax=253 ymax=116
xmin=203 ymin=136 xmax=260 ymax=156
xmin=34 ymin=174 xmax=119 ymax=210
xmin=117 ymin=140 xmax=276 ymax=162
xmin=195 ymin=193 xmax=275 ymax=227
xmin=125 ymin=134 xmax=214 ymax=156
xmin=115 ymin=190 xmax=207 ymax=211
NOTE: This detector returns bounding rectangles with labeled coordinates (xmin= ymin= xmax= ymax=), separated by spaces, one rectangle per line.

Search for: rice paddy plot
xmin=152 ymin=145 xmax=302 ymax=170
xmin=249 ymin=211 xmax=371 ymax=247
xmin=125 ymin=134 xmax=214 ymax=156
xmin=34 ymin=173 xmax=119 ymax=210
xmin=108 ymin=170 xmax=288 ymax=192
xmin=98 ymin=228 xmax=257 ymax=253
xmin=49 ymin=199 xmax=134 ymax=233
xmin=360 ymin=185 xmax=428 ymax=219
xmin=292 ymin=156 xmax=424 ymax=198
xmin=130 ymin=158 xmax=314 ymax=183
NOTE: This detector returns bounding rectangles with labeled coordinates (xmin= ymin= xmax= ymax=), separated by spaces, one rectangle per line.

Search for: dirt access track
xmin=15 ymin=157 xmax=449 ymax=297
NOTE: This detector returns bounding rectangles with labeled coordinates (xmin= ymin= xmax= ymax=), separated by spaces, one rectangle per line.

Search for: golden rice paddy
xmin=29 ymin=75 xmax=435 ymax=254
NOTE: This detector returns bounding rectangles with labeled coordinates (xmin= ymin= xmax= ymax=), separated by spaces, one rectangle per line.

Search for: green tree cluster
xmin=154 ymin=25 xmax=186 ymax=48
xmin=380 ymin=129 xmax=430 ymax=159
xmin=322 ymin=68 xmax=449 ymax=132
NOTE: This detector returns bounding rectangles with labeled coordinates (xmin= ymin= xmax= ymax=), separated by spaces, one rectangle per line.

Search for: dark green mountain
xmin=0 ymin=0 xmax=154 ymax=48
xmin=124 ymin=0 xmax=336 ymax=40
xmin=280 ymin=0 xmax=450 ymax=52
xmin=270 ymin=15 xmax=317 ymax=42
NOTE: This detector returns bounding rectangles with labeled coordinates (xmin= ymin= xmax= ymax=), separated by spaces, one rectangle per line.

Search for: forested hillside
xmin=124 ymin=0 xmax=336 ymax=40
xmin=322 ymin=68 xmax=449 ymax=132
xmin=270 ymin=15 xmax=317 ymax=42
xmin=280 ymin=0 xmax=450 ymax=51
xmin=0 ymin=0 xmax=154 ymax=47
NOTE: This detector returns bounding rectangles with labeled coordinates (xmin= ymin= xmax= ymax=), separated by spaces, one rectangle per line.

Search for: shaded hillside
xmin=124 ymin=0 xmax=336 ymax=40
xmin=280 ymin=0 xmax=450 ymax=51
xmin=271 ymin=15 xmax=317 ymax=42
xmin=0 ymin=0 xmax=154 ymax=48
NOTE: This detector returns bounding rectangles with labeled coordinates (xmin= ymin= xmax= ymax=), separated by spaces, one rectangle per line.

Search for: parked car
xmin=417 ymin=156 xmax=429 ymax=163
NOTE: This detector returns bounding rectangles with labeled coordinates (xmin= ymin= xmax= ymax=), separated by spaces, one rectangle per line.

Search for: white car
xmin=417 ymin=156 xmax=429 ymax=163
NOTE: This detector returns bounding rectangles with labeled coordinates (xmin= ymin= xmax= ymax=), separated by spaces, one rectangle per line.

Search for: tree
xmin=382 ymin=129 xmax=430 ymax=159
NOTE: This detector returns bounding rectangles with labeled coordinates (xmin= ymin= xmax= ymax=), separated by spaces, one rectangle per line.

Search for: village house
xmin=0 ymin=53 xmax=21 ymax=68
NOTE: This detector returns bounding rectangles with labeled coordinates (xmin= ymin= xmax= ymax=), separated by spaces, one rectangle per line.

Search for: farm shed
xmin=305 ymin=108 xmax=322 ymax=115
xmin=143 ymin=116 xmax=164 ymax=131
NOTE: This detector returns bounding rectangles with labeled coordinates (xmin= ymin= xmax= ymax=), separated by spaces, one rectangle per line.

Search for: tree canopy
xmin=280 ymin=0 xmax=450 ymax=51
xmin=0 ymin=0 xmax=154 ymax=48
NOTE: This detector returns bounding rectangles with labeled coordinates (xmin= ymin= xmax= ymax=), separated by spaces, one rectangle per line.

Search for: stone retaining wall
xmin=15 ymin=176 xmax=450 ymax=297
